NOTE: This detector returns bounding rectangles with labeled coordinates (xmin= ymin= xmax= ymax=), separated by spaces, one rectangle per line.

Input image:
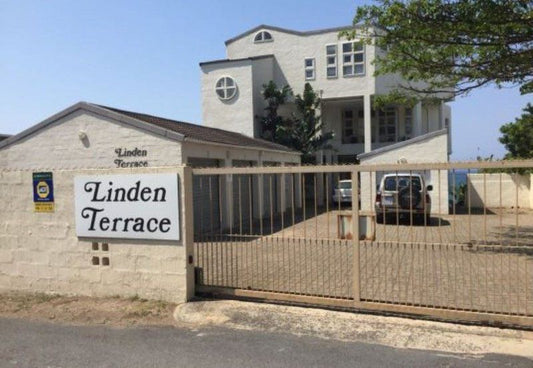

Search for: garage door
xmin=232 ymin=160 xmax=254 ymax=234
xmin=188 ymin=158 xmax=221 ymax=235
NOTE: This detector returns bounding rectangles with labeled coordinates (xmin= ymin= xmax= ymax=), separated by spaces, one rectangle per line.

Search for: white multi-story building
xmin=200 ymin=24 xmax=452 ymax=167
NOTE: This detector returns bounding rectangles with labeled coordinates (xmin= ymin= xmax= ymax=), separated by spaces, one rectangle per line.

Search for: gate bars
xmin=191 ymin=160 xmax=533 ymax=327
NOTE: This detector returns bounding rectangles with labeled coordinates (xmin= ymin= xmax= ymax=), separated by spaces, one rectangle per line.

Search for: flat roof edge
xmin=359 ymin=129 xmax=448 ymax=160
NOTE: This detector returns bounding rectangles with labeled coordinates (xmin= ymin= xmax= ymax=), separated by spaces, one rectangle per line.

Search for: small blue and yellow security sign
xmin=33 ymin=172 xmax=54 ymax=212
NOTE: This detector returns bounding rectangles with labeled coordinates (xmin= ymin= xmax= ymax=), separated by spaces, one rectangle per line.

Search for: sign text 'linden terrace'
xmin=74 ymin=174 xmax=180 ymax=241
xmin=114 ymin=147 xmax=148 ymax=168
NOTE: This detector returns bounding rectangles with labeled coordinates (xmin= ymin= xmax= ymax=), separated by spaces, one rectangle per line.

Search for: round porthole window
xmin=215 ymin=76 xmax=237 ymax=101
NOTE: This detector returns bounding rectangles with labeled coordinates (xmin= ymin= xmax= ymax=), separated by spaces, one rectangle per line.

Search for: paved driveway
xmin=194 ymin=209 xmax=533 ymax=319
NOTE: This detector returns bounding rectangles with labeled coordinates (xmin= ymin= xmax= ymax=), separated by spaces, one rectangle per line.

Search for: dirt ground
xmin=0 ymin=291 xmax=177 ymax=327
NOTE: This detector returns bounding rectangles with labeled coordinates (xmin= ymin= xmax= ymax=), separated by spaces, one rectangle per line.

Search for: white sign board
xmin=74 ymin=174 xmax=180 ymax=240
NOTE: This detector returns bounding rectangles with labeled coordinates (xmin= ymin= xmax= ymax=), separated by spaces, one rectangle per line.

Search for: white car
xmin=333 ymin=179 xmax=353 ymax=205
xmin=375 ymin=173 xmax=432 ymax=224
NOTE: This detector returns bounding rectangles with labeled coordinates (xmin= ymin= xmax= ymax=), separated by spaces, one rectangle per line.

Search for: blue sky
xmin=1 ymin=0 xmax=530 ymax=160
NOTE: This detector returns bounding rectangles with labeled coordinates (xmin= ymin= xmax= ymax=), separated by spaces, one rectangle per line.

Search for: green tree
xmin=278 ymin=83 xmax=334 ymax=163
xmin=258 ymin=81 xmax=292 ymax=141
xmin=499 ymin=103 xmax=533 ymax=159
xmin=259 ymin=82 xmax=334 ymax=163
xmin=345 ymin=0 xmax=533 ymax=98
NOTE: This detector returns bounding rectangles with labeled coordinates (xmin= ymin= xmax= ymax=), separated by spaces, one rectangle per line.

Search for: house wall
xmin=201 ymin=60 xmax=256 ymax=137
xmin=251 ymin=57 xmax=275 ymax=137
xmin=467 ymin=173 xmax=531 ymax=209
xmin=0 ymin=111 xmax=183 ymax=170
xmin=0 ymin=167 xmax=193 ymax=302
xmin=182 ymin=141 xmax=299 ymax=165
xmin=359 ymin=132 xmax=450 ymax=214
xmin=226 ymin=28 xmax=377 ymax=100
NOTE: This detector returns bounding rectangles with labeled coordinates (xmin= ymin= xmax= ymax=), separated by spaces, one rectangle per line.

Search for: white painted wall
xmin=0 ymin=167 xmax=192 ymax=302
xmin=182 ymin=141 xmax=299 ymax=165
xmin=359 ymin=132 xmax=450 ymax=214
xmin=0 ymin=111 xmax=183 ymax=170
xmin=226 ymin=28 xmax=377 ymax=100
xmin=201 ymin=60 xmax=256 ymax=137
xmin=251 ymin=57 xmax=275 ymax=137
xmin=467 ymin=173 xmax=531 ymax=209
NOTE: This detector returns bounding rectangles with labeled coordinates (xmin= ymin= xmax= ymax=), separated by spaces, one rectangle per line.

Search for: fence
xmin=192 ymin=160 xmax=533 ymax=327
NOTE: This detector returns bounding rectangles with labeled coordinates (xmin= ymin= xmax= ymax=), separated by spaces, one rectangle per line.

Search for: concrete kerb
xmin=173 ymin=299 xmax=533 ymax=359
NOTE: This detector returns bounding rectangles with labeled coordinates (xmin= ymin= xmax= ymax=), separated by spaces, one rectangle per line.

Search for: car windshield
xmin=384 ymin=176 xmax=422 ymax=191
xmin=337 ymin=181 xmax=351 ymax=189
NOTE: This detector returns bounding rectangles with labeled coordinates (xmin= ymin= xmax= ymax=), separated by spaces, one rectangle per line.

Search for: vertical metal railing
xmin=192 ymin=161 xmax=533 ymax=322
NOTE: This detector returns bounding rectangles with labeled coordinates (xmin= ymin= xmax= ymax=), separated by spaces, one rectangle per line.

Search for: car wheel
xmin=426 ymin=214 xmax=431 ymax=225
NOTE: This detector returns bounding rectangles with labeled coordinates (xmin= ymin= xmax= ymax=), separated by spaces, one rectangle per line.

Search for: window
xmin=304 ymin=58 xmax=315 ymax=80
xmin=342 ymin=41 xmax=365 ymax=77
xmin=326 ymin=44 xmax=337 ymax=78
xmin=404 ymin=107 xmax=413 ymax=139
xmin=215 ymin=77 xmax=237 ymax=100
xmin=342 ymin=109 xmax=363 ymax=144
xmin=254 ymin=31 xmax=273 ymax=43
xmin=384 ymin=176 xmax=421 ymax=191
xmin=378 ymin=107 xmax=396 ymax=143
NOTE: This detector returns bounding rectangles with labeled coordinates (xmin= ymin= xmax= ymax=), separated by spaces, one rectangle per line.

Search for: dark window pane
xmin=343 ymin=65 xmax=353 ymax=75
xmin=326 ymin=45 xmax=336 ymax=55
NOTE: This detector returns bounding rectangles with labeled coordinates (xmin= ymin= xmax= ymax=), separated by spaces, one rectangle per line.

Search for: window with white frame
xmin=342 ymin=109 xmax=363 ymax=144
xmin=254 ymin=31 xmax=273 ymax=43
xmin=378 ymin=107 xmax=396 ymax=143
xmin=342 ymin=41 xmax=365 ymax=77
xmin=304 ymin=58 xmax=315 ymax=80
xmin=215 ymin=76 xmax=237 ymax=100
xmin=404 ymin=107 xmax=413 ymax=139
xmin=326 ymin=44 xmax=337 ymax=78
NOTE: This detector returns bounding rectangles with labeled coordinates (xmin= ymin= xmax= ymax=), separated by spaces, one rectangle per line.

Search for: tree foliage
xmin=279 ymin=83 xmax=334 ymax=163
xmin=345 ymin=0 xmax=533 ymax=98
xmin=499 ymin=103 xmax=533 ymax=159
xmin=258 ymin=81 xmax=293 ymax=141
xmin=259 ymin=82 xmax=333 ymax=162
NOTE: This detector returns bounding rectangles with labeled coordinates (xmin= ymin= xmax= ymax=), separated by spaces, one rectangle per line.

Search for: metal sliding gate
xmin=192 ymin=161 xmax=533 ymax=328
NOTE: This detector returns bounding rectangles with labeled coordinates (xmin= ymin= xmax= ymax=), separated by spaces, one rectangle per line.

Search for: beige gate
xmin=192 ymin=160 xmax=533 ymax=328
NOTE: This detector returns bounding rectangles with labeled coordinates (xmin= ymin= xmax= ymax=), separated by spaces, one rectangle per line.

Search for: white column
xmin=413 ymin=101 xmax=422 ymax=137
xmin=364 ymin=94 xmax=372 ymax=153
xmin=439 ymin=100 xmax=444 ymax=130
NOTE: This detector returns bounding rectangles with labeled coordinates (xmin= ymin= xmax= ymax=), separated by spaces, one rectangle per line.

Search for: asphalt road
xmin=0 ymin=318 xmax=531 ymax=368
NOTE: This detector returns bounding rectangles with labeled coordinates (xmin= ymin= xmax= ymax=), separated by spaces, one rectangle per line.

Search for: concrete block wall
xmin=0 ymin=167 xmax=193 ymax=302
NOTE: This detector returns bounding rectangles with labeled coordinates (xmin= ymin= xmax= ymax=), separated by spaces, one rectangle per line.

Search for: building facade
xmin=200 ymin=24 xmax=452 ymax=165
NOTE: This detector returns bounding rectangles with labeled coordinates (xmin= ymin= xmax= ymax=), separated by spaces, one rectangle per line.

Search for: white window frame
xmin=304 ymin=58 xmax=315 ymax=81
xmin=342 ymin=109 xmax=364 ymax=144
xmin=378 ymin=107 xmax=397 ymax=143
xmin=342 ymin=41 xmax=365 ymax=77
xmin=215 ymin=76 xmax=237 ymax=101
xmin=254 ymin=31 xmax=273 ymax=43
xmin=325 ymin=44 xmax=337 ymax=79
